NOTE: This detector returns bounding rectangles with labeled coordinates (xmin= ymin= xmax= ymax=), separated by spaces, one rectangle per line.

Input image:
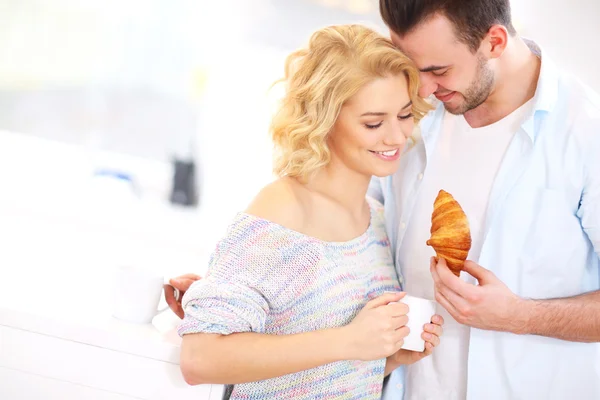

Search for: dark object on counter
xmin=169 ymin=159 xmax=198 ymax=207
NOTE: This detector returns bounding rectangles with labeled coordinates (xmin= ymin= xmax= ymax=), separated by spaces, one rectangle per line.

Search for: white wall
xmin=512 ymin=0 xmax=600 ymax=92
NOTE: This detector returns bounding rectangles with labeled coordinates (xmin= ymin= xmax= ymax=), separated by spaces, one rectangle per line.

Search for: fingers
xmin=176 ymin=273 xmax=203 ymax=280
xmin=431 ymin=314 xmax=444 ymax=326
xmin=169 ymin=275 xmax=202 ymax=291
xmin=395 ymin=338 xmax=406 ymax=350
xmin=424 ymin=322 xmax=443 ymax=337
xmin=462 ymin=260 xmax=493 ymax=283
xmin=392 ymin=315 xmax=409 ymax=329
xmin=164 ymin=284 xmax=185 ymax=319
xmin=437 ymin=283 xmax=470 ymax=314
xmin=433 ymin=258 xmax=476 ymax=298
xmin=431 ymin=258 xmax=477 ymax=313
xmin=418 ymin=319 xmax=443 ymax=357
xmin=434 ymin=290 xmax=460 ymax=320
xmin=366 ymin=292 xmax=405 ymax=309
xmin=422 ymin=325 xmax=441 ymax=348
xmin=422 ymin=342 xmax=434 ymax=356
xmin=396 ymin=325 xmax=410 ymax=338
xmin=386 ymin=301 xmax=409 ymax=317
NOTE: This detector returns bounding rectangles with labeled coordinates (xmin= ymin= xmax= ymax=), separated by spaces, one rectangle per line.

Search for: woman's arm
xmin=181 ymin=328 xmax=346 ymax=385
xmin=181 ymin=292 xmax=409 ymax=385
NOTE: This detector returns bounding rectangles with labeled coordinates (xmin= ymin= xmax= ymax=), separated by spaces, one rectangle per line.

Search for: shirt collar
xmin=420 ymin=39 xmax=561 ymax=143
xmin=525 ymin=39 xmax=559 ymax=115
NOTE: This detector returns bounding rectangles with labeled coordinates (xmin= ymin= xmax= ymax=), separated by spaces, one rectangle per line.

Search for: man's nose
xmin=418 ymin=73 xmax=437 ymax=98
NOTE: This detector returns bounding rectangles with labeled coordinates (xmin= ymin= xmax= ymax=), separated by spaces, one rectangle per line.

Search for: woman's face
xmin=328 ymin=74 xmax=415 ymax=178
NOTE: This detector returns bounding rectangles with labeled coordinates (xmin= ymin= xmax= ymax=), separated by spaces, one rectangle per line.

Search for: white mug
xmin=112 ymin=265 xmax=172 ymax=324
xmin=398 ymin=294 xmax=437 ymax=352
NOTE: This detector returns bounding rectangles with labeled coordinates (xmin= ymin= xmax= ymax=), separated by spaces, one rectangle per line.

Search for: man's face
xmin=390 ymin=14 xmax=495 ymax=115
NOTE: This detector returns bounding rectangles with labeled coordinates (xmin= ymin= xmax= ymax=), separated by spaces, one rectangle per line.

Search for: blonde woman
xmin=177 ymin=25 xmax=443 ymax=399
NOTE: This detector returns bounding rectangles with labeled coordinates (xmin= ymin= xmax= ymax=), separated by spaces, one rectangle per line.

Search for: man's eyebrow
xmin=420 ymin=65 xmax=450 ymax=73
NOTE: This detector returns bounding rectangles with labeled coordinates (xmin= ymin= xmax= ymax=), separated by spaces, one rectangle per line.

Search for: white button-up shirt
xmin=374 ymin=46 xmax=600 ymax=400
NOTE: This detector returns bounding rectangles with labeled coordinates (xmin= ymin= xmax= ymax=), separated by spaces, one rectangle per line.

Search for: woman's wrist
xmin=326 ymin=326 xmax=355 ymax=361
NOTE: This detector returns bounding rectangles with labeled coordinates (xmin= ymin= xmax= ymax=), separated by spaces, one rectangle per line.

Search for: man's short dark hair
xmin=380 ymin=0 xmax=516 ymax=52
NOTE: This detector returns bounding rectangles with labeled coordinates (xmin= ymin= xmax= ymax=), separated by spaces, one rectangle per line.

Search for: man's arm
xmin=517 ymin=291 xmax=600 ymax=342
xmin=432 ymin=114 xmax=600 ymax=342
xmin=431 ymin=258 xmax=600 ymax=342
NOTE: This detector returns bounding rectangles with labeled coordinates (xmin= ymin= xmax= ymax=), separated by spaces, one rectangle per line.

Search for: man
xmin=371 ymin=1 xmax=599 ymax=399
xmin=167 ymin=0 xmax=600 ymax=398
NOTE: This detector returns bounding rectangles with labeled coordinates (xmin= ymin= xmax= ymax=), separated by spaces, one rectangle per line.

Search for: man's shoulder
xmin=555 ymin=71 xmax=600 ymax=120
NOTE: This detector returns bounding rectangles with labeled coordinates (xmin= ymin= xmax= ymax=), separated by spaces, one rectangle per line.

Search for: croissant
xmin=426 ymin=190 xmax=471 ymax=277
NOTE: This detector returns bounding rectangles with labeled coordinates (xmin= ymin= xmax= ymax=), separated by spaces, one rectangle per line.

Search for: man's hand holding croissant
xmin=430 ymin=257 xmax=528 ymax=334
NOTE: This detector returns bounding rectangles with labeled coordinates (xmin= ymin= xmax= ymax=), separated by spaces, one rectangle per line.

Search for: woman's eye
xmin=365 ymin=122 xmax=383 ymax=129
xmin=399 ymin=113 xmax=413 ymax=120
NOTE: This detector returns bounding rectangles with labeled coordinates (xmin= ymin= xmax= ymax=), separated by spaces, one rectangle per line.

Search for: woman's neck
xmin=303 ymin=162 xmax=372 ymax=217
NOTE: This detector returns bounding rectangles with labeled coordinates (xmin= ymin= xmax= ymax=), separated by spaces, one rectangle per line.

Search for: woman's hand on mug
xmin=343 ymin=292 xmax=409 ymax=361
xmin=164 ymin=273 xmax=202 ymax=319
xmin=388 ymin=314 xmax=445 ymax=366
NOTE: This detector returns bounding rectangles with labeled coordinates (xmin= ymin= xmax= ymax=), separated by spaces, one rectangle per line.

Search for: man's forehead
xmin=389 ymin=14 xmax=459 ymax=52
xmin=389 ymin=26 xmax=465 ymax=69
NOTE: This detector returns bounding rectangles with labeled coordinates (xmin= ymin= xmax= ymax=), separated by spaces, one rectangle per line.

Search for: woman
xmin=177 ymin=24 xmax=442 ymax=399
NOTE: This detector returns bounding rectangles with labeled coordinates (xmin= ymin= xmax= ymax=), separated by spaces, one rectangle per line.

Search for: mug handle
xmin=158 ymin=285 xmax=181 ymax=314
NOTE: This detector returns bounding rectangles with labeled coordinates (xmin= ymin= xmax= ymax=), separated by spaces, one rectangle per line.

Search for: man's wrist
xmin=511 ymin=298 xmax=535 ymax=335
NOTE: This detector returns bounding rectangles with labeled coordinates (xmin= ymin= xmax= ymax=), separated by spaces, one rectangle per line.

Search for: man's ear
xmin=484 ymin=24 xmax=509 ymax=59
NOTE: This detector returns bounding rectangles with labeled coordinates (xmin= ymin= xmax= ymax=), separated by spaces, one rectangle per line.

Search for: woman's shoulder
xmin=207 ymin=179 xmax=321 ymax=283
xmin=245 ymin=177 xmax=308 ymax=233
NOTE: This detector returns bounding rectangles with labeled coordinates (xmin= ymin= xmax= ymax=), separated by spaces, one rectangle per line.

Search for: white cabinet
xmin=0 ymin=326 xmax=224 ymax=400
xmin=0 ymin=367 xmax=138 ymax=400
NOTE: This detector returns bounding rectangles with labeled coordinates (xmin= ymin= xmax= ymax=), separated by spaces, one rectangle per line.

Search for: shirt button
xmin=396 ymin=383 xmax=403 ymax=389
xmin=417 ymin=173 xmax=424 ymax=180
xmin=400 ymin=222 xmax=406 ymax=229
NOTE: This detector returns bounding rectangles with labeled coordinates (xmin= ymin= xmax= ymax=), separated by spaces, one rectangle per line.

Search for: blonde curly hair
xmin=270 ymin=24 xmax=431 ymax=182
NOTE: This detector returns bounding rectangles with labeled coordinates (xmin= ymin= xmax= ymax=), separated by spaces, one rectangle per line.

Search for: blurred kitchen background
xmin=0 ymin=0 xmax=598 ymax=277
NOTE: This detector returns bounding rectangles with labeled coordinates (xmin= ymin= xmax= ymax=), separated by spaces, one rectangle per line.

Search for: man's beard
xmin=445 ymin=55 xmax=494 ymax=115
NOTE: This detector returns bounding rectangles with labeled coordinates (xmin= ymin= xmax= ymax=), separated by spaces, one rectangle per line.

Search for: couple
xmin=167 ymin=0 xmax=600 ymax=399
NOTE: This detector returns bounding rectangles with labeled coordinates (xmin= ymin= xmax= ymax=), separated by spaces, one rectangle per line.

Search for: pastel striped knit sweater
xmin=178 ymin=196 xmax=401 ymax=399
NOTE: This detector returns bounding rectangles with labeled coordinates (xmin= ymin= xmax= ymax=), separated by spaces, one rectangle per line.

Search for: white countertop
xmin=0 ymin=204 xmax=201 ymax=365
xmin=0 ymin=229 xmax=187 ymax=365
xmin=0 ymin=130 xmax=222 ymax=365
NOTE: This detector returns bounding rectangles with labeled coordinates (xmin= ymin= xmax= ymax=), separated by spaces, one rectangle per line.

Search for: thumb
xmin=462 ymin=261 xmax=493 ymax=283
xmin=366 ymin=292 xmax=406 ymax=309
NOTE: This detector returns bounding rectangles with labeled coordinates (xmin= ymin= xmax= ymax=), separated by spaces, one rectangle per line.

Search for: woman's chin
xmin=370 ymin=167 xmax=399 ymax=178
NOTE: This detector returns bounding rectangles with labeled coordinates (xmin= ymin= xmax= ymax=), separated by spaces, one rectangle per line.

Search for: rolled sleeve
xmin=178 ymin=279 xmax=269 ymax=336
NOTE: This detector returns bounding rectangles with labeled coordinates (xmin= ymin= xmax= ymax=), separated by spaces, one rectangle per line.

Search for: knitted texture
xmin=178 ymin=196 xmax=400 ymax=399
